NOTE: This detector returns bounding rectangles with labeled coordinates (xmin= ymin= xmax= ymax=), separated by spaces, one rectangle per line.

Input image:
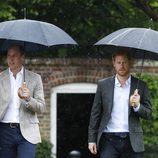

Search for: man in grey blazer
xmin=0 ymin=45 xmax=45 ymax=158
xmin=88 ymin=51 xmax=152 ymax=158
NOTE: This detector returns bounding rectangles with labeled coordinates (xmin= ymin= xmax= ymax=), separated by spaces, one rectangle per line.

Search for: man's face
xmin=112 ymin=54 xmax=130 ymax=77
xmin=7 ymin=46 xmax=23 ymax=72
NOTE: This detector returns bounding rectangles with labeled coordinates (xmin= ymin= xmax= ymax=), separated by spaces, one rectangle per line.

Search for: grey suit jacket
xmin=88 ymin=75 xmax=152 ymax=152
xmin=0 ymin=68 xmax=46 ymax=144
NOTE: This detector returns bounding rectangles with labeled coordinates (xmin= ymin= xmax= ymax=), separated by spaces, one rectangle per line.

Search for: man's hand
xmin=18 ymin=82 xmax=30 ymax=101
xmin=88 ymin=143 xmax=97 ymax=155
xmin=130 ymin=89 xmax=140 ymax=107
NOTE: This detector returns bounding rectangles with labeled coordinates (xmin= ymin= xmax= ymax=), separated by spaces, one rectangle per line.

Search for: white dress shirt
xmin=2 ymin=67 xmax=23 ymax=123
xmin=104 ymin=75 xmax=131 ymax=133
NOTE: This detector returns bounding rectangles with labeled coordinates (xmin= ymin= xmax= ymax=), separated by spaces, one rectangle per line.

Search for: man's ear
xmin=112 ymin=59 xmax=115 ymax=68
xmin=22 ymin=54 xmax=25 ymax=64
xmin=129 ymin=59 xmax=134 ymax=67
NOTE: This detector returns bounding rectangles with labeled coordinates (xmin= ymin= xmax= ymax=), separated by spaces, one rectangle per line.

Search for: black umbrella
xmin=95 ymin=27 xmax=158 ymax=60
xmin=0 ymin=19 xmax=78 ymax=82
xmin=94 ymin=27 xmax=158 ymax=88
xmin=0 ymin=19 xmax=78 ymax=53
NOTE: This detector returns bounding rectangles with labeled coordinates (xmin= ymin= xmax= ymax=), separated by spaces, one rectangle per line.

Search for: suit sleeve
xmin=88 ymin=81 xmax=102 ymax=143
xmin=26 ymin=74 xmax=46 ymax=114
xmin=134 ymin=82 xmax=152 ymax=120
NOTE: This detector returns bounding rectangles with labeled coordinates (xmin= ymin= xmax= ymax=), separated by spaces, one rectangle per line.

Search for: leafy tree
xmin=1 ymin=0 xmax=158 ymax=46
xmin=0 ymin=1 xmax=16 ymax=21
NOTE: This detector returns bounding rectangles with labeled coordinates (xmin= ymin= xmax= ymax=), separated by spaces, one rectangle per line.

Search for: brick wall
xmin=27 ymin=58 xmax=114 ymax=141
xmin=0 ymin=58 xmax=158 ymax=141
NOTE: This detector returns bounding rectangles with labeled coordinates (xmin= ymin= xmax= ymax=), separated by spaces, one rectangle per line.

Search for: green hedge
xmin=35 ymin=140 xmax=53 ymax=158
xmin=144 ymin=145 xmax=158 ymax=158
xmin=140 ymin=74 xmax=158 ymax=147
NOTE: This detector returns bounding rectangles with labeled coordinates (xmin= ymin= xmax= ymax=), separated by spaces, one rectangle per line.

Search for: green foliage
xmin=35 ymin=140 xmax=52 ymax=158
xmin=0 ymin=1 xmax=16 ymax=21
xmin=148 ymin=0 xmax=158 ymax=9
xmin=140 ymin=74 xmax=158 ymax=147
xmin=1 ymin=0 xmax=158 ymax=44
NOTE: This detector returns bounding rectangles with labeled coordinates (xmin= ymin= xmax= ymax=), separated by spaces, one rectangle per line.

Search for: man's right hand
xmin=88 ymin=143 xmax=97 ymax=154
xmin=130 ymin=89 xmax=140 ymax=107
xmin=18 ymin=82 xmax=30 ymax=100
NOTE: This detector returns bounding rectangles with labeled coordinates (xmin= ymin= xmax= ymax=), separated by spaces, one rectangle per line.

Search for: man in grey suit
xmin=88 ymin=51 xmax=152 ymax=158
xmin=0 ymin=45 xmax=45 ymax=158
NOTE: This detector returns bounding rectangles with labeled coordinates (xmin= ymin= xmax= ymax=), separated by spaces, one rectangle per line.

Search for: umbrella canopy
xmin=0 ymin=19 xmax=78 ymax=82
xmin=95 ymin=27 xmax=158 ymax=60
xmin=0 ymin=19 xmax=78 ymax=53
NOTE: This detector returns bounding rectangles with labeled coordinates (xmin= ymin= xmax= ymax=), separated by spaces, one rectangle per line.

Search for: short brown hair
xmin=112 ymin=50 xmax=131 ymax=61
xmin=7 ymin=44 xmax=24 ymax=55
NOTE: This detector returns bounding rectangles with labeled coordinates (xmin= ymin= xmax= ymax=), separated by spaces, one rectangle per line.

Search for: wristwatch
xmin=25 ymin=96 xmax=31 ymax=107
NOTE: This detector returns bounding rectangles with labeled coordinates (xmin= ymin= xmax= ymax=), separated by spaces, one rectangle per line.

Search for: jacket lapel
xmin=129 ymin=76 xmax=138 ymax=96
xmin=19 ymin=69 xmax=31 ymax=107
xmin=108 ymin=76 xmax=115 ymax=113
xmin=23 ymin=69 xmax=31 ymax=87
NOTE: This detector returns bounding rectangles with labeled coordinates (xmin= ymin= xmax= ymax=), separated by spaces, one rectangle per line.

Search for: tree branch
xmin=132 ymin=0 xmax=158 ymax=21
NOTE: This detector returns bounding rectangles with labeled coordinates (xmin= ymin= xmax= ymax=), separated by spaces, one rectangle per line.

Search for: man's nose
xmin=9 ymin=58 xmax=13 ymax=62
xmin=120 ymin=63 xmax=124 ymax=66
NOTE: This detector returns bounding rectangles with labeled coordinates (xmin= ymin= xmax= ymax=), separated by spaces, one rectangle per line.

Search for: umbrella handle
xmin=22 ymin=82 xmax=27 ymax=88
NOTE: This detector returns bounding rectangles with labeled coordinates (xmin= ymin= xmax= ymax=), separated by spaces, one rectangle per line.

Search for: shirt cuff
xmin=24 ymin=97 xmax=31 ymax=107
xmin=88 ymin=142 xmax=96 ymax=144
xmin=133 ymin=104 xmax=140 ymax=112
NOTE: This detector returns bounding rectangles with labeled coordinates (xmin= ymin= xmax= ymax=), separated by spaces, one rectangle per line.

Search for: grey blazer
xmin=0 ymin=69 xmax=46 ymax=144
xmin=88 ymin=75 xmax=152 ymax=152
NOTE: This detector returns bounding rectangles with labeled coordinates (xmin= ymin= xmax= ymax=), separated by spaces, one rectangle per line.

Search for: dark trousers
xmin=0 ymin=122 xmax=36 ymax=158
xmin=99 ymin=133 xmax=144 ymax=158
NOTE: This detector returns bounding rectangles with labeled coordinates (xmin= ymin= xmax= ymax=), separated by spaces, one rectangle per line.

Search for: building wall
xmin=29 ymin=58 xmax=114 ymax=141
xmin=0 ymin=58 xmax=158 ymax=142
